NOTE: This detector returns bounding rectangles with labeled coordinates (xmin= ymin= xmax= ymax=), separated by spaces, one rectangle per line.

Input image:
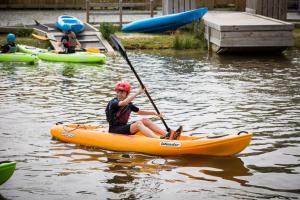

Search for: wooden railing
xmin=163 ymin=0 xmax=246 ymax=14
xmin=86 ymin=0 xmax=155 ymax=25
xmin=246 ymin=0 xmax=288 ymax=20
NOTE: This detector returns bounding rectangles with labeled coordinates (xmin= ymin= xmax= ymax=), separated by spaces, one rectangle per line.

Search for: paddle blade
xmin=33 ymin=19 xmax=40 ymax=25
xmin=111 ymin=35 xmax=127 ymax=59
xmin=85 ymin=48 xmax=100 ymax=53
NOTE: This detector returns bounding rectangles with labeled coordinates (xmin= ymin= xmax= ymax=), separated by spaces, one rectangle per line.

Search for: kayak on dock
xmin=122 ymin=7 xmax=208 ymax=33
xmin=50 ymin=123 xmax=252 ymax=156
xmin=0 ymin=161 xmax=16 ymax=185
xmin=55 ymin=15 xmax=85 ymax=34
xmin=0 ymin=52 xmax=38 ymax=64
xmin=18 ymin=45 xmax=106 ymax=64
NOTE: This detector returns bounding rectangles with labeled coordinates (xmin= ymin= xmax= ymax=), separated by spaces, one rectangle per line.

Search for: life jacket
xmin=8 ymin=43 xmax=17 ymax=53
xmin=1 ymin=43 xmax=17 ymax=53
xmin=68 ymin=36 xmax=77 ymax=47
xmin=105 ymin=99 xmax=131 ymax=126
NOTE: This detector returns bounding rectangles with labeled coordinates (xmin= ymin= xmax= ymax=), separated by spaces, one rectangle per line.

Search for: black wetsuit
xmin=60 ymin=35 xmax=76 ymax=54
xmin=106 ymin=98 xmax=139 ymax=134
xmin=1 ymin=42 xmax=17 ymax=53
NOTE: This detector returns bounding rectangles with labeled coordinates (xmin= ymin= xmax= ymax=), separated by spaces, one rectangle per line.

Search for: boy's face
xmin=116 ymin=90 xmax=128 ymax=100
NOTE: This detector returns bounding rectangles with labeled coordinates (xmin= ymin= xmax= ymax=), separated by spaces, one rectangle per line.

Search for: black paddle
xmin=34 ymin=19 xmax=55 ymax=31
xmin=111 ymin=35 xmax=170 ymax=132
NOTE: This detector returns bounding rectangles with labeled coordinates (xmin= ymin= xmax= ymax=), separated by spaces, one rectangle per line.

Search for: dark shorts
xmin=109 ymin=124 xmax=134 ymax=135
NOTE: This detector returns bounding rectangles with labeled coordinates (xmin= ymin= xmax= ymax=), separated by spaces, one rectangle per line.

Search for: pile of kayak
xmin=0 ymin=45 xmax=106 ymax=64
xmin=17 ymin=45 xmax=106 ymax=63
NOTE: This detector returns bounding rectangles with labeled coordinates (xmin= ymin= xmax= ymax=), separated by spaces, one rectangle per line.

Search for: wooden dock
xmin=203 ymin=11 xmax=294 ymax=53
xmin=31 ymin=23 xmax=114 ymax=55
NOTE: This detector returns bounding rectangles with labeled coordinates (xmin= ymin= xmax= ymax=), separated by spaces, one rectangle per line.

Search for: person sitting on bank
xmin=57 ymin=30 xmax=80 ymax=54
xmin=1 ymin=33 xmax=17 ymax=53
xmin=106 ymin=81 xmax=182 ymax=140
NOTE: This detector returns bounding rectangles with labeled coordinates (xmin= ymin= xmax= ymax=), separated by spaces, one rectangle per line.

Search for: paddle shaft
xmin=123 ymin=55 xmax=170 ymax=132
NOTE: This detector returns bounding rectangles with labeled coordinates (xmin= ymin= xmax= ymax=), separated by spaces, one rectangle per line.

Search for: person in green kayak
xmin=106 ymin=81 xmax=182 ymax=140
xmin=57 ymin=30 xmax=81 ymax=54
xmin=0 ymin=33 xmax=17 ymax=53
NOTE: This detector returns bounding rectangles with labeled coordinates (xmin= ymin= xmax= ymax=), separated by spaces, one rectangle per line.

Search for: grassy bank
xmin=0 ymin=34 xmax=50 ymax=49
xmin=293 ymin=28 xmax=300 ymax=48
xmin=100 ymin=20 xmax=207 ymax=50
xmin=116 ymin=31 xmax=206 ymax=50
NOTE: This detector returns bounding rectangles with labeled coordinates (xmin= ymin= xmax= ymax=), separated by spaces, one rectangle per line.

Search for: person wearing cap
xmin=1 ymin=33 xmax=17 ymax=53
xmin=57 ymin=30 xmax=81 ymax=54
xmin=105 ymin=81 xmax=182 ymax=140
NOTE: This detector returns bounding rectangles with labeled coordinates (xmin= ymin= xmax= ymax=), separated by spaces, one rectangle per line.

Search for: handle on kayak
xmin=110 ymin=35 xmax=170 ymax=132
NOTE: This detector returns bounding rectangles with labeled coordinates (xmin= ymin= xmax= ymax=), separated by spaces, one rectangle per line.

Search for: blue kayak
xmin=55 ymin=15 xmax=85 ymax=34
xmin=122 ymin=7 xmax=208 ymax=33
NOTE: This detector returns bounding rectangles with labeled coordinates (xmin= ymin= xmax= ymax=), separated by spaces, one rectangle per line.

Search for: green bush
xmin=173 ymin=32 xmax=183 ymax=49
xmin=193 ymin=20 xmax=205 ymax=40
xmin=99 ymin=22 xmax=116 ymax=41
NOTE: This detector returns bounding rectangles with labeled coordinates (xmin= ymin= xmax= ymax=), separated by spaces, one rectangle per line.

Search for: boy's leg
xmin=141 ymin=118 xmax=167 ymax=136
xmin=130 ymin=121 xmax=160 ymax=138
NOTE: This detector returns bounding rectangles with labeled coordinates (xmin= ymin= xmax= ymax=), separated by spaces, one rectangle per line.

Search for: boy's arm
xmin=137 ymin=110 xmax=159 ymax=116
xmin=118 ymin=87 xmax=144 ymax=107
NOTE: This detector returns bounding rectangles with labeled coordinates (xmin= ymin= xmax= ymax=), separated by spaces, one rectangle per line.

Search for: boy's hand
xmin=138 ymin=87 xmax=145 ymax=95
xmin=156 ymin=112 xmax=163 ymax=118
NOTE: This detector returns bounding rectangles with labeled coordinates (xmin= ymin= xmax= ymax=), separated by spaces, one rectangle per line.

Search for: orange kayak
xmin=50 ymin=124 xmax=252 ymax=156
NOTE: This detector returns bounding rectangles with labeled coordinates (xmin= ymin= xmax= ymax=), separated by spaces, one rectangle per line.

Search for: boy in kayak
xmin=0 ymin=33 xmax=17 ymax=53
xmin=57 ymin=30 xmax=81 ymax=54
xmin=106 ymin=81 xmax=182 ymax=140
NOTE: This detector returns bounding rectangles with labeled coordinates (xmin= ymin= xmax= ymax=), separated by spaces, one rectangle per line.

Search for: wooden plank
xmin=174 ymin=0 xmax=179 ymax=13
xmin=267 ymin=0 xmax=273 ymax=17
xmin=86 ymin=0 xmax=90 ymax=23
xmin=119 ymin=0 xmax=123 ymax=26
xmin=262 ymin=0 xmax=268 ymax=16
xmin=220 ymin=39 xmax=294 ymax=47
xmin=190 ymin=0 xmax=196 ymax=9
xmin=150 ymin=0 xmax=154 ymax=17
xmin=282 ymin=0 xmax=287 ymax=20
xmin=203 ymin=12 xmax=294 ymax=32
xmin=257 ymin=0 xmax=263 ymax=14
xmin=273 ymin=0 xmax=279 ymax=20
xmin=221 ymin=30 xmax=293 ymax=39
xmin=185 ymin=0 xmax=190 ymax=11
xmin=179 ymin=0 xmax=185 ymax=12
xmin=89 ymin=10 xmax=157 ymax=15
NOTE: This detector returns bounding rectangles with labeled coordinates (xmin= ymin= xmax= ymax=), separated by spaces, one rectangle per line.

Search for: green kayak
xmin=0 ymin=52 xmax=38 ymax=64
xmin=0 ymin=161 xmax=16 ymax=185
xmin=18 ymin=45 xmax=106 ymax=64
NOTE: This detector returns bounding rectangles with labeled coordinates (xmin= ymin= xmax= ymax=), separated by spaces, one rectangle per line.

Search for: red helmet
xmin=115 ymin=81 xmax=131 ymax=93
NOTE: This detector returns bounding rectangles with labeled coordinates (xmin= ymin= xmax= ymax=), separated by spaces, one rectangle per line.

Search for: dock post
xmin=86 ymin=0 xmax=89 ymax=23
xmin=150 ymin=0 xmax=154 ymax=18
xmin=207 ymin=25 xmax=211 ymax=51
xmin=119 ymin=0 xmax=123 ymax=26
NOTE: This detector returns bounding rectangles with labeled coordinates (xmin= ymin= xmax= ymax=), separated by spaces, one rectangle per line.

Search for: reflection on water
xmin=0 ymin=48 xmax=300 ymax=199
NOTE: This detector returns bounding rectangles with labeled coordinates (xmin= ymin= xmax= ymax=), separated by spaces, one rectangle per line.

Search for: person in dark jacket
xmin=1 ymin=33 xmax=17 ymax=53
xmin=57 ymin=30 xmax=80 ymax=54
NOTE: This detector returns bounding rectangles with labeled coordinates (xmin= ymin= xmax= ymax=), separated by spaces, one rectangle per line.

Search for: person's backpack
xmin=105 ymin=100 xmax=114 ymax=124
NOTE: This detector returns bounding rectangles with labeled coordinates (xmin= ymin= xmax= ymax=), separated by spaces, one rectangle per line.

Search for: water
xmin=0 ymin=49 xmax=299 ymax=199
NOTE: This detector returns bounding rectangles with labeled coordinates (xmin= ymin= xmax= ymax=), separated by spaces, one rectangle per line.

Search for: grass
xmin=293 ymin=28 xmax=300 ymax=48
xmin=100 ymin=20 xmax=207 ymax=50
xmin=117 ymin=31 xmax=206 ymax=50
xmin=0 ymin=34 xmax=50 ymax=49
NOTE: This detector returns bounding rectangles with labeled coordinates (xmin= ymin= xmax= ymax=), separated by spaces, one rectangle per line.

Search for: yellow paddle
xmin=31 ymin=33 xmax=101 ymax=53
